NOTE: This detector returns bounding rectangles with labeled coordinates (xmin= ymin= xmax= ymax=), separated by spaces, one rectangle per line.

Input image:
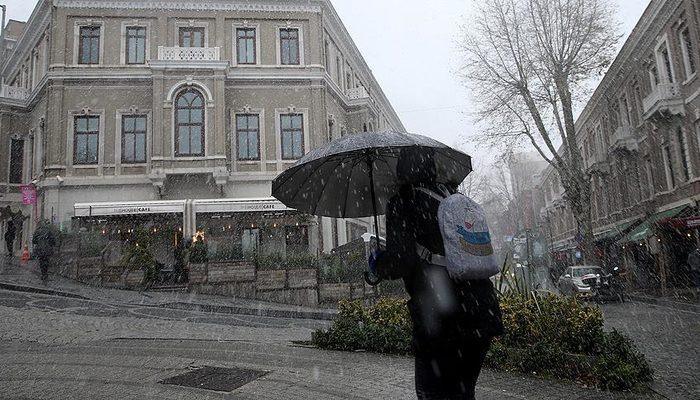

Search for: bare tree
xmin=459 ymin=0 xmax=620 ymax=262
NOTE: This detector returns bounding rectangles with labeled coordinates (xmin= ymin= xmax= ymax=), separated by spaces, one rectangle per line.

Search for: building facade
xmin=538 ymin=0 xmax=700 ymax=291
xmin=0 ymin=0 xmax=404 ymax=260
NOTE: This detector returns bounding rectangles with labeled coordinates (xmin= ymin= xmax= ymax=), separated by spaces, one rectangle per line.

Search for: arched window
xmin=175 ymin=88 xmax=205 ymax=156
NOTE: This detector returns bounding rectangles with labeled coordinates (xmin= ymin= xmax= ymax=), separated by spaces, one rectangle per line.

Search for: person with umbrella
xmin=273 ymin=132 xmax=503 ymax=400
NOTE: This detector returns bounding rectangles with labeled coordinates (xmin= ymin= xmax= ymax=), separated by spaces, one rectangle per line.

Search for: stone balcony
xmin=642 ymin=82 xmax=684 ymax=120
xmin=587 ymin=152 xmax=610 ymax=175
xmin=609 ymin=125 xmax=638 ymax=153
xmin=157 ymin=46 xmax=221 ymax=61
xmin=347 ymin=86 xmax=369 ymax=100
xmin=0 ymin=84 xmax=29 ymax=101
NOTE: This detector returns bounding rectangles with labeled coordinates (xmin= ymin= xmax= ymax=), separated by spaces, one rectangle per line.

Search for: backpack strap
xmin=414 ymin=186 xmax=447 ymax=202
xmin=416 ymin=243 xmax=448 ymax=267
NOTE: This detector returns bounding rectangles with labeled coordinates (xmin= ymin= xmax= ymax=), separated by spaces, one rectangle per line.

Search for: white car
xmin=557 ymin=266 xmax=603 ymax=296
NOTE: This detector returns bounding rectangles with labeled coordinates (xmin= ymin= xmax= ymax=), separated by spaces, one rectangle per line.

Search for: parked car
xmin=557 ymin=265 xmax=603 ymax=296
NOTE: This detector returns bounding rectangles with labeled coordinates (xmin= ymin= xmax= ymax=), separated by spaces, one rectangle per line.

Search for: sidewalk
xmin=627 ymin=289 xmax=700 ymax=313
xmin=0 ymin=257 xmax=338 ymax=321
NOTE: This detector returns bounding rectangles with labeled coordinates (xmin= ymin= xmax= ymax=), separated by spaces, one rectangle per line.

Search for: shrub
xmin=189 ymin=240 xmax=208 ymax=263
xmin=313 ymin=294 xmax=653 ymax=391
xmin=77 ymin=230 xmax=108 ymax=258
xmin=120 ymin=227 xmax=157 ymax=285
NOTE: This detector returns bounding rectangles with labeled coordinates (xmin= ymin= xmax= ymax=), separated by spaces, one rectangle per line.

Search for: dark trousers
xmin=5 ymin=238 xmax=13 ymax=255
xmin=39 ymin=257 xmax=50 ymax=281
xmin=415 ymin=338 xmax=491 ymax=400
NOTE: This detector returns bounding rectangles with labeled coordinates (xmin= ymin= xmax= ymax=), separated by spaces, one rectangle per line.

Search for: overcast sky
xmin=5 ymin=0 xmax=649 ymax=163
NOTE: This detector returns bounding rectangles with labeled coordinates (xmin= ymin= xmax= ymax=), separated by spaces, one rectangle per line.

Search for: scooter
xmin=583 ymin=267 xmax=625 ymax=303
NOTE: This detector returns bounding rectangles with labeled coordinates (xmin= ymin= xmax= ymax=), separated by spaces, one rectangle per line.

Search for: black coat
xmin=376 ymin=186 xmax=503 ymax=354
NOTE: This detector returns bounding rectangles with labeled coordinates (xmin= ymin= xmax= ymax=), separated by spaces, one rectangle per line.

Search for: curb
xmin=0 ymin=282 xmax=90 ymax=300
xmin=155 ymin=301 xmax=338 ymax=321
xmin=628 ymin=294 xmax=699 ymax=313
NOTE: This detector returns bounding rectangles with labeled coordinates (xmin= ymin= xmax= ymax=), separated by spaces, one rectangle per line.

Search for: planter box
xmin=287 ymin=269 xmax=317 ymax=289
xmin=319 ymin=283 xmax=352 ymax=302
xmin=257 ymin=269 xmax=286 ymax=290
xmin=256 ymin=288 xmax=318 ymax=308
xmin=124 ymin=269 xmax=144 ymax=287
xmin=188 ymin=263 xmax=208 ymax=284
xmin=207 ymin=261 xmax=255 ymax=283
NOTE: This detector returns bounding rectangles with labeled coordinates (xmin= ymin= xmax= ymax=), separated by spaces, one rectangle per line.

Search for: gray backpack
xmin=416 ymin=187 xmax=499 ymax=281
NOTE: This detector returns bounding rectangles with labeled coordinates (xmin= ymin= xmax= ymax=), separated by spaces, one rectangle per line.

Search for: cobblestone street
xmin=1 ymin=261 xmax=697 ymax=399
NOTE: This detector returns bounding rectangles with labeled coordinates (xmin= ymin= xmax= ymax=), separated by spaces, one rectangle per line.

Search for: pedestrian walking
xmin=4 ymin=220 xmax=16 ymax=256
xmin=32 ymin=220 xmax=59 ymax=284
xmin=373 ymin=150 xmax=503 ymax=400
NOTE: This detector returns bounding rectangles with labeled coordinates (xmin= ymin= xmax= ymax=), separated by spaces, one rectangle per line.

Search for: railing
xmin=642 ymin=82 xmax=682 ymax=118
xmin=0 ymin=84 xmax=29 ymax=101
xmin=157 ymin=46 xmax=221 ymax=62
xmin=587 ymin=152 xmax=609 ymax=174
xmin=610 ymin=125 xmax=638 ymax=152
xmin=347 ymin=86 xmax=369 ymax=100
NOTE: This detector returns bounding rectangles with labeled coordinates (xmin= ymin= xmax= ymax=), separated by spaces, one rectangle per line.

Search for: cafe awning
xmin=74 ymin=200 xmax=186 ymax=217
xmin=193 ymin=197 xmax=294 ymax=214
xmin=619 ymin=205 xmax=690 ymax=243
xmin=594 ymin=218 xmax=640 ymax=242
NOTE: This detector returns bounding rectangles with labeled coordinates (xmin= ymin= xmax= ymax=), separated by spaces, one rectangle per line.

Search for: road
xmin=1 ymin=286 xmax=696 ymax=399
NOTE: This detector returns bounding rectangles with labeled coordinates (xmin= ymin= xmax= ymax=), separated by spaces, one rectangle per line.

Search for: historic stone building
xmin=538 ymin=0 xmax=700 ymax=291
xmin=0 ymin=0 xmax=404 ymax=260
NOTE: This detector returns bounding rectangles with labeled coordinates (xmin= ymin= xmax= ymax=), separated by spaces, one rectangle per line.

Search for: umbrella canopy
xmin=272 ymin=131 xmax=472 ymax=219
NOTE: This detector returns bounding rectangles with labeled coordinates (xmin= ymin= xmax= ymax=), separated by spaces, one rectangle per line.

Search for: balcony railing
xmin=347 ymin=86 xmax=369 ymax=100
xmin=587 ymin=152 xmax=609 ymax=175
xmin=642 ymin=82 xmax=684 ymax=120
xmin=0 ymin=84 xmax=29 ymax=101
xmin=609 ymin=125 xmax=638 ymax=153
xmin=157 ymin=46 xmax=221 ymax=62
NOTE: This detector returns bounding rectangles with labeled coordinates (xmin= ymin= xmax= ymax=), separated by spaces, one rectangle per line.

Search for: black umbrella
xmin=272 ymin=131 xmax=472 ymax=238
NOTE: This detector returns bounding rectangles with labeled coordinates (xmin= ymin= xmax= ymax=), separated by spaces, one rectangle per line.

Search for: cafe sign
xmin=74 ymin=201 xmax=186 ymax=217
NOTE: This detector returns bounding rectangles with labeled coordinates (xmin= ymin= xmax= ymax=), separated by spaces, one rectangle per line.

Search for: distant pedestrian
xmin=4 ymin=220 xmax=16 ymax=256
xmin=374 ymin=149 xmax=503 ymax=400
xmin=687 ymin=246 xmax=700 ymax=288
xmin=32 ymin=220 xmax=59 ymax=284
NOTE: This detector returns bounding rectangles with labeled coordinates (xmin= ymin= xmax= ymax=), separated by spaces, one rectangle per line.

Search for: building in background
xmin=0 ymin=0 xmax=404 ymax=261
xmin=538 ymin=0 xmax=700 ymax=293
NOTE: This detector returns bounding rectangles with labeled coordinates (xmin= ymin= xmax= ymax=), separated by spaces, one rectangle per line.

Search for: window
xmin=236 ymin=28 xmax=256 ymax=64
xmin=336 ymin=56 xmax=343 ymax=86
xmin=179 ymin=27 xmax=204 ymax=47
xmin=125 ymin=26 xmax=146 ymax=64
xmin=122 ymin=115 xmax=147 ymax=163
xmin=649 ymin=65 xmax=659 ymax=87
xmin=280 ymin=114 xmax=304 ymax=159
xmin=279 ymin=28 xmax=300 ymax=65
xmin=660 ymin=46 xmax=674 ymax=83
xmin=236 ymin=114 xmax=260 ymax=160
xmin=8 ymin=139 xmax=24 ymax=184
xmin=679 ymin=27 xmax=696 ymax=79
xmin=285 ymin=225 xmax=309 ymax=253
xmin=323 ymin=40 xmax=330 ymax=69
xmin=662 ymin=145 xmax=676 ymax=189
xmin=175 ymin=89 xmax=205 ymax=157
xmin=677 ymin=127 xmax=690 ymax=181
xmin=242 ymin=228 xmax=260 ymax=253
xmin=645 ymin=156 xmax=654 ymax=198
xmin=74 ymin=115 xmax=99 ymax=165
xmin=345 ymin=71 xmax=352 ymax=91
xmin=620 ymin=95 xmax=631 ymax=126
xmin=78 ymin=26 xmax=100 ymax=64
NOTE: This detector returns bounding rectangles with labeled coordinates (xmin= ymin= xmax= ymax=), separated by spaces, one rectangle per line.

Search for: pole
xmin=366 ymin=152 xmax=380 ymax=241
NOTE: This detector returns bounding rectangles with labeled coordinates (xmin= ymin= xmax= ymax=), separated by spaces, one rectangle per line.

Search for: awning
xmin=594 ymin=218 xmax=640 ymax=242
xmin=193 ymin=197 xmax=294 ymax=214
xmin=619 ymin=205 xmax=690 ymax=243
xmin=74 ymin=200 xmax=187 ymax=217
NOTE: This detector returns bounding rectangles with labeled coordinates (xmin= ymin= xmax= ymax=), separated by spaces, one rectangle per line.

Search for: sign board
xmin=194 ymin=198 xmax=293 ymax=214
xmin=686 ymin=216 xmax=700 ymax=228
xmin=74 ymin=201 xmax=186 ymax=217
xmin=20 ymin=184 xmax=36 ymax=205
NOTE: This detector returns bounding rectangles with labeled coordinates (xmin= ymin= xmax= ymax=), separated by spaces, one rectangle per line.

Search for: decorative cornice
xmin=53 ymin=0 xmax=321 ymax=13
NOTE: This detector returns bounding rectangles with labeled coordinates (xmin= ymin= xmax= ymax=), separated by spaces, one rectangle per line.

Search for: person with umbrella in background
xmin=273 ymin=131 xmax=503 ymax=400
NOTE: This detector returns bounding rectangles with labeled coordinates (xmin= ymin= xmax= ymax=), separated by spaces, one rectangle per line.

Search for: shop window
xmin=279 ymin=28 xmax=300 ymax=65
xmin=122 ymin=115 xmax=147 ymax=163
xmin=280 ymin=113 xmax=304 ymax=159
xmin=285 ymin=225 xmax=309 ymax=253
xmin=8 ymin=139 xmax=24 ymax=184
xmin=236 ymin=114 xmax=260 ymax=160
xmin=347 ymin=223 xmax=366 ymax=241
xmin=175 ymin=88 xmax=205 ymax=157
xmin=659 ymin=45 xmax=674 ymax=83
xmin=242 ymin=228 xmax=260 ymax=253
xmin=78 ymin=26 xmax=100 ymax=64
xmin=74 ymin=115 xmax=99 ymax=165
xmin=236 ymin=28 xmax=256 ymax=64
xmin=179 ymin=27 xmax=204 ymax=47
xmin=126 ymin=26 xmax=146 ymax=64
